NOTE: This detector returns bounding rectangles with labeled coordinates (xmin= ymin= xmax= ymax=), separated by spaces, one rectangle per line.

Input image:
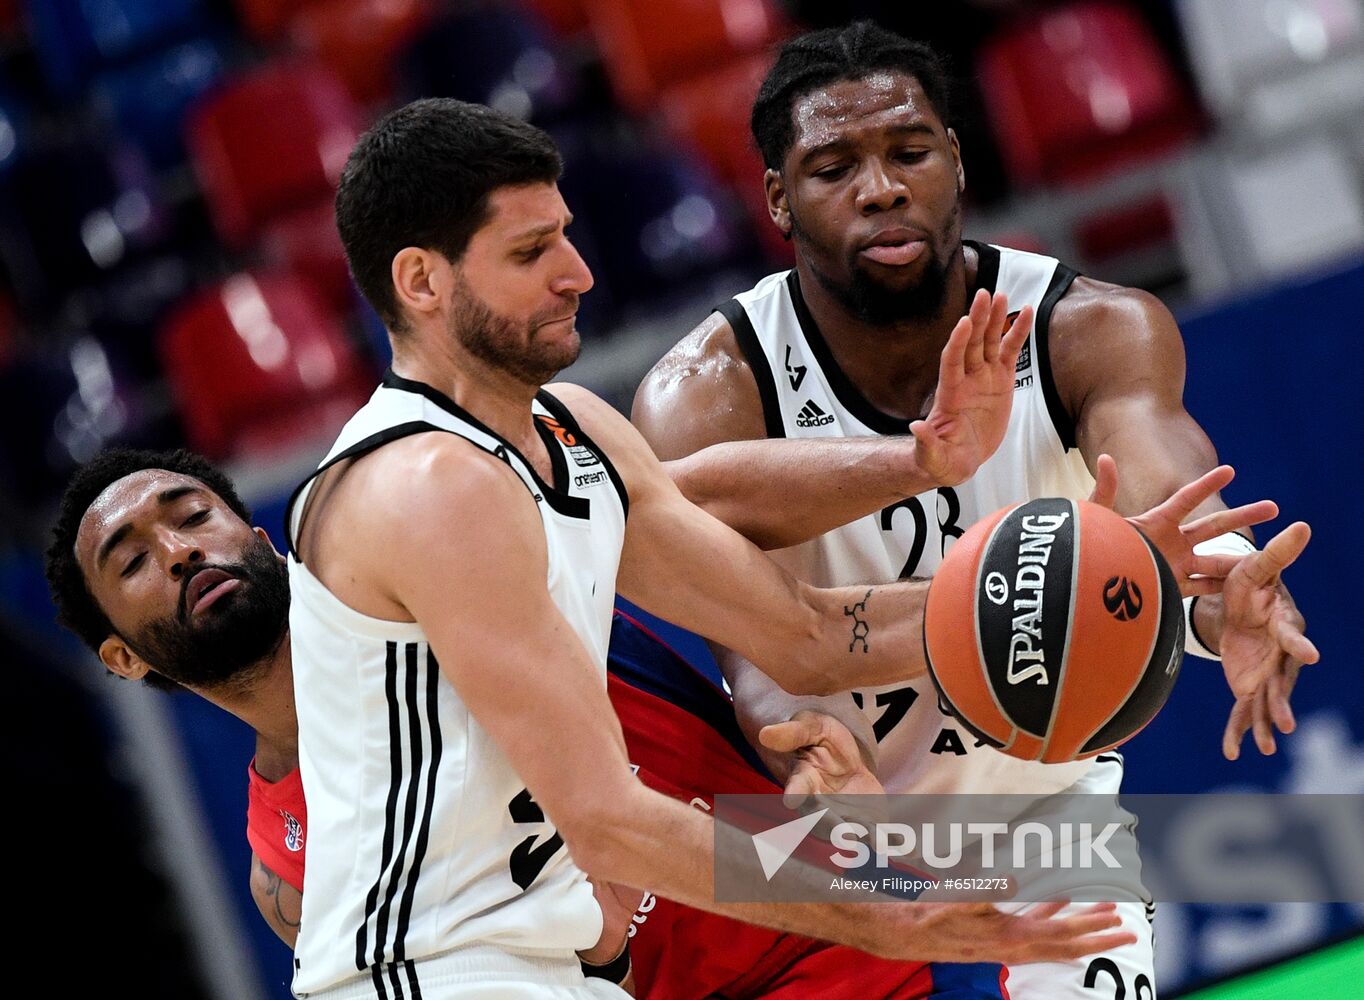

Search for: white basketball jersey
xmin=285 ymin=370 xmax=628 ymax=996
xmin=723 ymin=242 xmax=1097 ymax=797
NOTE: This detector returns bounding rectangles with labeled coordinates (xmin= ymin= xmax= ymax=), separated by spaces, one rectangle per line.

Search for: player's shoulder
xmin=640 ymin=310 xmax=752 ymax=401
xmin=1053 ymin=275 xmax=1178 ymax=337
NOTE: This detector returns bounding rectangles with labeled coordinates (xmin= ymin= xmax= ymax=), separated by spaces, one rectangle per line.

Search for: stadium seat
xmin=977 ymin=0 xmax=1202 ymax=186
xmin=1175 ymin=0 xmax=1364 ymax=135
xmin=258 ymin=199 xmax=353 ymax=312
xmin=656 ymin=54 xmax=788 ymax=262
xmin=90 ymin=37 xmax=227 ymax=168
xmin=585 ymin=0 xmax=789 ymax=112
xmin=396 ymin=6 xmax=581 ymax=122
xmin=158 ymin=270 xmax=372 ymax=459
xmin=287 ymin=0 xmax=432 ymax=104
xmin=555 ymin=128 xmax=757 ymax=309
xmin=232 ymin=0 xmax=317 ymax=41
xmin=25 ymin=0 xmax=210 ymax=97
xmin=524 ymin=0 xmax=590 ymax=37
xmin=186 ymin=62 xmax=361 ymax=249
xmin=0 ymin=137 xmax=170 ymax=310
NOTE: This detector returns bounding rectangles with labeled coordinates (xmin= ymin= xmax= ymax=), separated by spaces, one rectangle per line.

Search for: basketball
xmin=924 ymin=498 xmax=1185 ymax=763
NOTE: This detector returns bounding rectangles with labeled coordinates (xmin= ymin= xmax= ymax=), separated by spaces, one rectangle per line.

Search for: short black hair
xmin=751 ymin=21 xmax=952 ymax=171
xmin=45 ymin=448 xmax=252 ymax=658
xmin=334 ymin=98 xmax=564 ymax=332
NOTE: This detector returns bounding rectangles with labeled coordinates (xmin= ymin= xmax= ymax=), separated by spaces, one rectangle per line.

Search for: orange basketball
xmin=924 ymin=498 xmax=1185 ymax=763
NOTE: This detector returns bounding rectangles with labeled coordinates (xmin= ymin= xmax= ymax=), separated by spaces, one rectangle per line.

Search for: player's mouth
xmin=859 ymin=228 xmax=928 ymax=266
xmin=184 ymin=568 xmax=241 ymax=617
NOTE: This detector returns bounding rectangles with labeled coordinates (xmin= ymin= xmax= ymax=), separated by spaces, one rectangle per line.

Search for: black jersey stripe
xmin=784 ymin=270 xmax=909 ymax=436
xmin=370 ymin=962 xmax=389 ymax=999
xmin=385 ymin=960 xmax=406 ymax=999
xmin=355 ymin=641 xmax=407 ymax=971
xmin=392 ymin=648 xmax=444 ymax=962
xmin=1034 ymin=262 xmax=1081 ymax=451
xmin=373 ymin=642 xmax=426 ymax=966
xmin=716 ymin=297 xmax=786 ymax=440
xmin=403 ymin=960 xmax=422 ymax=999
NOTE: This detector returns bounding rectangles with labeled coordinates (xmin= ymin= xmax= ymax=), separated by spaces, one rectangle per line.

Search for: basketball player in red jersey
xmin=631 ymin=21 xmax=1317 ymax=1000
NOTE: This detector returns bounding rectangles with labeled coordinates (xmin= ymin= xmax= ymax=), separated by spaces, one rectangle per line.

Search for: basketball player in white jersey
xmin=632 ymin=22 xmax=1317 ymax=1000
xmin=284 ymin=98 xmax=1144 ymax=1000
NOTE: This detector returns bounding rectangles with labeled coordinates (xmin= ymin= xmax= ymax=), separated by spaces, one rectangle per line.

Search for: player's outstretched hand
xmin=911 ymin=289 xmax=1033 ymax=488
xmin=1088 ymin=456 xmax=1279 ymax=596
xmin=1218 ymin=522 xmax=1318 ymax=759
xmin=760 ymin=710 xmax=886 ymax=804
xmin=876 ymin=899 xmax=1135 ymax=965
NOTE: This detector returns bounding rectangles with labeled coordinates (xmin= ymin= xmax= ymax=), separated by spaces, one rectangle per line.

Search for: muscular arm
xmin=323 ymin=433 xmax=1122 ymax=963
xmin=249 ymin=853 xmax=301 ymax=948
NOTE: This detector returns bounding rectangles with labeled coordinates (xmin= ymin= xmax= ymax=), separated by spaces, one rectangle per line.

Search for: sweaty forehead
xmin=789 ymin=72 xmax=937 ymax=152
xmin=75 ymin=469 xmax=207 ymax=563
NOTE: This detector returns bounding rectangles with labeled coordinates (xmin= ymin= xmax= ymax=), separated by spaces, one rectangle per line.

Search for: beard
xmin=792 ymin=199 xmax=960 ymax=326
xmin=451 ymin=276 xmax=581 ymax=387
xmin=125 ymin=534 xmax=290 ymax=692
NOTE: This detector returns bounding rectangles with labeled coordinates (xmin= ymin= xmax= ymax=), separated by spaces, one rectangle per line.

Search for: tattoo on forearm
xmin=846 ymin=589 xmax=872 ymax=653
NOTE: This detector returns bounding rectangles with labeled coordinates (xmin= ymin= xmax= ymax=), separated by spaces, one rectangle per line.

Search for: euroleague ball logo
xmin=1103 ymin=576 xmax=1143 ymax=621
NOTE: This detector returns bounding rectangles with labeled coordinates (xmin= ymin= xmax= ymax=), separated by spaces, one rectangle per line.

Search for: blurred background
xmin=0 ymin=0 xmax=1358 ymax=995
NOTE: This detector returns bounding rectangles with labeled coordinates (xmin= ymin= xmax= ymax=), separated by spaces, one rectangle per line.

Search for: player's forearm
xmin=566 ymin=782 xmax=899 ymax=958
xmin=666 ymin=437 xmax=935 ymax=550
xmin=763 ymin=580 xmax=930 ymax=695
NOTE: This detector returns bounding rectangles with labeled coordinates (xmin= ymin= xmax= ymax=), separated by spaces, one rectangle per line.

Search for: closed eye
xmin=121 ymin=553 xmax=145 ymax=577
xmin=813 ymin=164 xmax=851 ymax=181
xmin=182 ymin=509 xmax=210 ymax=528
xmin=894 ymin=150 xmax=930 ymax=164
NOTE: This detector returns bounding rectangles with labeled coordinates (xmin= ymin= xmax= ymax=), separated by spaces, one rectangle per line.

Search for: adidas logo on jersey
xmin=795 ymin=399 xmax=835 ymax=428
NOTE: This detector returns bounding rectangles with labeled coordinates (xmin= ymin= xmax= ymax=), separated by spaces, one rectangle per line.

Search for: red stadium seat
xmin=186 ymin=62 xmax=361 ymax=248
xmin=287 ymin=0 xmax=432 ymax=103
xmin=585 ymin=0 xmax=789 ymax=112
xmin=232 ymin=0 xmax=318 ymax=41
xmin=976 ymin=1 xmax=1201 ymax=186
xmin=159 ymin=271 xmax=372 ymax=460
xmin=259 ymin=199 xmax=354 ymax=312
xmin=524 ymin=0 xmax=591 ymax=36
xmin=658 ymin=54 xmax=788 ymax=263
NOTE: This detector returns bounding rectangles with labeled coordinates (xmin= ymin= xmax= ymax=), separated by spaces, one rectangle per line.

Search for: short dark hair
xmin=45 ymin=448 xmax=252 ymax=659
xmin=334 ymin=98 xmax=564 ymax=332
xmin=751 ymin=21 xmax=952 ymax=171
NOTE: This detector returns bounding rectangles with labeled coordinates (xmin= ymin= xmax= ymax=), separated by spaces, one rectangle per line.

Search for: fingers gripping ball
xmin=924 ymin=498 xmax=1185 ymax=762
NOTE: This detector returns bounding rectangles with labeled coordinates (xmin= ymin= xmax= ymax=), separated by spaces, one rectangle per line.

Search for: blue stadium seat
xmin=90 ymin=37 xmax=227 ymax=168
xmin=396 ymin=6 xmax=582 ymax=124
xmin=25 ymin=0 xmax=212 ymax=98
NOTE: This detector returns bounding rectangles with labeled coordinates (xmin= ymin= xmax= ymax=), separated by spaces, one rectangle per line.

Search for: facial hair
xmin=792 ymin=197 xmax=960 ymax=327
xmin=450 ymin=275 xmax=581 ymax=387
xmin=124 ymin=534 xmax=290 ymax=692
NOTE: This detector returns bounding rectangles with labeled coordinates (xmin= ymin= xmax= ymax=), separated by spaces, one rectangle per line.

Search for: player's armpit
xmin=249 ymin=852 xmax=301 ymax=948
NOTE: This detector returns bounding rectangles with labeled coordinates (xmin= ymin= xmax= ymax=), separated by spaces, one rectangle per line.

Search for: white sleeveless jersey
xmin=285 ymin=370 xmax=628 ymax=996
xmin=722 ymin=242 xmax=1098 ymax=797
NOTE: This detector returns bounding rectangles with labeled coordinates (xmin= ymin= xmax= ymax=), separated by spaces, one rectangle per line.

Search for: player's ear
xmin=255 ymin=525 xmax=284 ymax=560
xmin=99 ymin=635 xmax=149 ymax=681
xmin=764 ymin=168 xmax=792 ymax=239
xmin=947 ymin=128 xmax=965 ymax=195
xmin=391 ymin=247 xmax=446 ymax=324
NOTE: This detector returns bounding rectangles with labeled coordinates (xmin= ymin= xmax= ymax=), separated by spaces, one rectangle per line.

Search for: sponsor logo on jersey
xmin=784 ymin=344 xmax=807 ymax=391
xmin=574 ymin=469 xmax=608 ymax=489
xmin=1006 ymin=511 xmax=1070 ymax=687
xmin=1103 ymin=576 xmax=1143 ymax=621
xmin=536 ymin=414 xmax=578 ymax=447
xmin=568 ymin=444 xmax=600 ymax=468
xmin=282 ymin=810 xmax=304 ymax=852
xmin=795 ymin=399 xmax=835 ymax=427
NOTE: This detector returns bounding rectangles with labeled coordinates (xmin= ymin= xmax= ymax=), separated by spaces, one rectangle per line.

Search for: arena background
xmin=0 ymin=0 xmax=1358 ymax=996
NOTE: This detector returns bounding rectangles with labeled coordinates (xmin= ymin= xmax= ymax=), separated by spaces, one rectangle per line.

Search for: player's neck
xmin=390 ymin=335 xmax=542 ymax=450
xmin=795 ymin=246 xmax=975 ymax=420
xmin=203 ymin=638 xmax=298 ymax=774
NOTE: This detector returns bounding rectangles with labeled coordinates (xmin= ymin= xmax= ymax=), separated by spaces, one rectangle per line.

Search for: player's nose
xmin=154 ymin=527 xmax=206 ymax=579
xmin=551 ymin=239 xmax=594 ymax=296
xmin=856 ymin=159 xmax=911 ymax=215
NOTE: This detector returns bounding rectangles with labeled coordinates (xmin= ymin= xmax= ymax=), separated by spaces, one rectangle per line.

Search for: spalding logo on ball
xmin=924 ymin=497 xmax=1185 ymax=763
